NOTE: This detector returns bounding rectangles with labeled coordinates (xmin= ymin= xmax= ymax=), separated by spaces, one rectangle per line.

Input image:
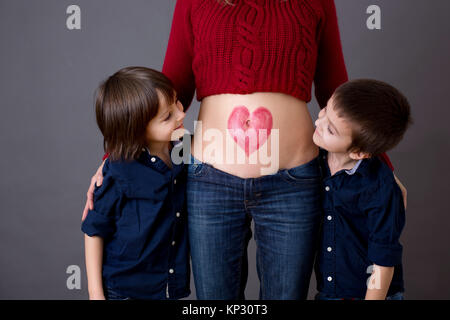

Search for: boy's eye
xmin=165 ymin=113 xmax=171 ymax=121
xmin=327 ymin=125 xmax=334 ymax=135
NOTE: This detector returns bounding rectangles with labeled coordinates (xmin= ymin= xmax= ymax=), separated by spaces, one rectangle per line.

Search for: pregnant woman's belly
xmin=191 ymin=92 xmax=319 ymax=178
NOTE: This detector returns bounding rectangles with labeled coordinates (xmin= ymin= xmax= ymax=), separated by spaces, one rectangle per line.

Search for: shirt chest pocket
xmin=331 ymin=192 xmax=363 ymax=219
xmin=118 ymin=183 xmax=169 ymax=229
xmin=115 ymin=195 xmax=166 ymax=261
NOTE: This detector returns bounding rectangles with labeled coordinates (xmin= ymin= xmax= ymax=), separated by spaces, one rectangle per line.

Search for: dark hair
xmin=95 ymin=66 xmax=175 ymax=161
xmin=333 ymin=79 xmax=412 ymax=157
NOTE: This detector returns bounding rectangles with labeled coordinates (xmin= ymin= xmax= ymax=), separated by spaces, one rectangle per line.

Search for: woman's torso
xmin=191 ymin=92 xmax=318 ymax=178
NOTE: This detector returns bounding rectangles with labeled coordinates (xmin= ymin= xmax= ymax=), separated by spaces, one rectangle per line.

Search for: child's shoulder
xmin=364 ymin=156 xmax=396 ymax=186
xmin=105 ymin=157 xmax=145 ymax=179
xmin=90 ymin=159 xmax=123 ymax=199
xmin=105 ymin=157 xmax=174 ymax=200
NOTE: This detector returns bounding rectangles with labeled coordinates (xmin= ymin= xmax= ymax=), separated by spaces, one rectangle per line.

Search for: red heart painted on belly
xmin=227 ymin=106 xmax=273 ymax=156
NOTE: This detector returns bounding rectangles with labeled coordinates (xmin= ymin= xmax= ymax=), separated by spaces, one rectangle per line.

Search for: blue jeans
xmin=187 ymin=154 xmax=322 ymax=300
xmin=104 ymin=287 xmax=132 ymax=300
xmin=315 ymin=292 xmax=405 ymax=300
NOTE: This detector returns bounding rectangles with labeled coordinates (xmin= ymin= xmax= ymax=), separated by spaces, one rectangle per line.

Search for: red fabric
xmin=162 ymin=0 xmax=393 ymax=171
xmin=102 ymin=153 xmax=109 ymax=161
xmin=162 ymin=0 xmax=348 ymax=110
xmin=378 ymin=152 xmax=394 ymax=171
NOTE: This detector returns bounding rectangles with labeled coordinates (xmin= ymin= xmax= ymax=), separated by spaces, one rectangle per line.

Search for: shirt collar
xmin=345 ymin=159 xmax=363 ymax=175
xmin=106 ymin=149 xmax=184 ymax=200
xmin=141 ymin=141 xmax=185 ymax=175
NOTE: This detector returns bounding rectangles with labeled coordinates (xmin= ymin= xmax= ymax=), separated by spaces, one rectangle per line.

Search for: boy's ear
xmin=349 ymin=150 xmax=371 ymax=160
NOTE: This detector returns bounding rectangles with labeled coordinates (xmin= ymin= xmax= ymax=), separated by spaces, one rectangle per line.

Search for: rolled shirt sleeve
xmin=365 ymin=175 xmax=406 ymax=267
xmin=81 ymin=164 xmax=121 ymax=239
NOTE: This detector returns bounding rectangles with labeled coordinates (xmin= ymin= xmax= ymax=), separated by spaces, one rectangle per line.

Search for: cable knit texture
xmin=163 ymin=0 xmax=348 ymax=110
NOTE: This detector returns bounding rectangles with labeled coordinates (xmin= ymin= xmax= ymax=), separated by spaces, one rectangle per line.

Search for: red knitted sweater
xmin=162 ymin=0 xmax=348 ymax=110
xmin=160 ymin=0 xmax=394 ymax=171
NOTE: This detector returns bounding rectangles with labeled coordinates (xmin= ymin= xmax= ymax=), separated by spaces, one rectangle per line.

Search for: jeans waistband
xmin=189 ymin=153 xmax=321 ymax=183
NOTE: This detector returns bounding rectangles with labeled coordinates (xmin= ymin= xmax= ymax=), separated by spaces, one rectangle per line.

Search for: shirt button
xmin=327 ymin=276 xmax=333 ymax=282
xmin=325 ymin=186 xmax=330 ymax=192
xmin=174 ymin=179 xmax=177 ymax=185
xmin=327 ymin=215 xmax=332 ymax=221
xmin=171 ymin=241 xmax=176 ymax=246
xmin=151 ymin=157 xmax=156 ymax=163
xmin=176 ymin=212 xmax=180 ymax=218
xmin=169 ymin=269 xmax=174 ymax=274
xmin=327 ymin=247 xmax=332 ymax=252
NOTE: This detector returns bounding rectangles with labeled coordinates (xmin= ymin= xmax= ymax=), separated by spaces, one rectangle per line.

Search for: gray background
xmin=0 ymin=0 xmax=449 ymax=299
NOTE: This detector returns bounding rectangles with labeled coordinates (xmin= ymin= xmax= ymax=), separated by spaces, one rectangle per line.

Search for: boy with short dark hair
xmin=313 ymin=79 xmax=412 ymax=300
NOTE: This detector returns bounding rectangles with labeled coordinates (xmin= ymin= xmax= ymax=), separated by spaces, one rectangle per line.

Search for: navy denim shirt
xmin=315 ymin=149 xmax=405 ymax=299
xmin=81 ymin=145 xmax=190 ymax=300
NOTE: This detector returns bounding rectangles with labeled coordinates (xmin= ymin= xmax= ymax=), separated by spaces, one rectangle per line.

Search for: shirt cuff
xmin=81 ymin=209 xmax=114 ymax=238
xmin=368 ymin=241 xmax=403 ymax=267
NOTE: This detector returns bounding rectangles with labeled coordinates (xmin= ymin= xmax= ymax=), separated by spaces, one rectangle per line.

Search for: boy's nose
xmin=314 ymin=118 xmax=320 ymax=127
xmin=316 ymin=110 xmax=325 ymax=125
xmin=176 ymin=109 xmax=185 ymax=121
